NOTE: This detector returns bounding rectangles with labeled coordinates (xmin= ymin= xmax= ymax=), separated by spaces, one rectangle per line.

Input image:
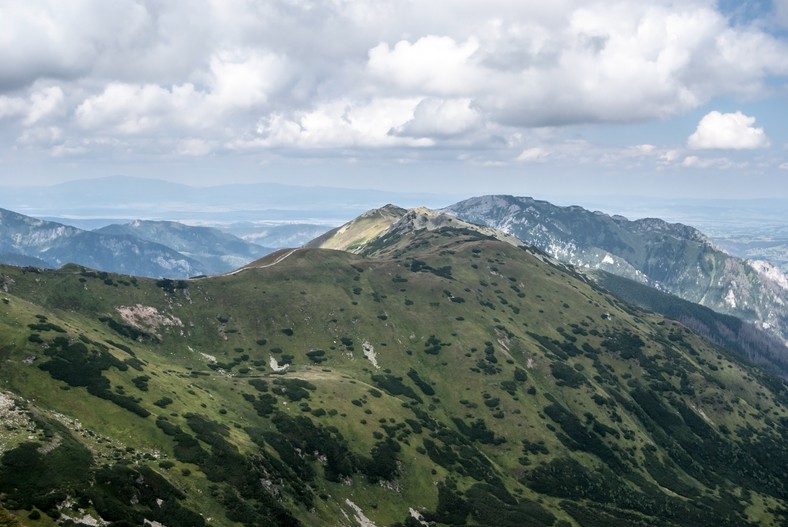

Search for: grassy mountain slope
xmin=95 ymin=220 xmax=273 ymax=275
xmin=305 ymin=204 xmax=409 ymax=252
xmin=0 ymin=217 xmax=786 ymax=526
xmin=307 ymin=205 xmax=524 ymax=254
xmin=444 ymin=195 xmax=788 ymax=347
xmin=591 ymin=270 xmax=788 ymax=378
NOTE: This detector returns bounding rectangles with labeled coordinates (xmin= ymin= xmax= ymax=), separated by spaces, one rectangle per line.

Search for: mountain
xmin=0 ymin=208 xmax=205 ymax=278
xmin=0 ymin=252 xmax=49 ymax=268
xmin=311 ymin=205 xmax=788 ymax=379
xmin=306 ymin=204 xmax=411 ymax=251
xmin=443 ymin=195 xmax=788 ymax=346
xmin=591 ymin=270 xmax=788 ymax=378
xmin=95 ymin=220 xmax=274 ymax=275
xmin=306 ymin=204 xmax=524 ymax=253
xmin=0 ymin=206 xmax=786 ymax=526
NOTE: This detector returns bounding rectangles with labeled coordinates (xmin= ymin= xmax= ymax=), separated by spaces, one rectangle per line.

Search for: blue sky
xmin=0 ymin=0 xmax=787 ymax=200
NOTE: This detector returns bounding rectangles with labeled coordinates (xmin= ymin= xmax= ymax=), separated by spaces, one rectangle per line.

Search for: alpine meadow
xmin=0 ymin=208 xmax=786 ymax=526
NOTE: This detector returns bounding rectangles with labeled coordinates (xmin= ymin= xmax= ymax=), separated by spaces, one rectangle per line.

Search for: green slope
xmin=0 ymin=224 xmax=785 ymax=526
xmin=590 ymin=270 xmax=788 ymax=378
xmin=444 ymin=195 xmax=788 ymax=347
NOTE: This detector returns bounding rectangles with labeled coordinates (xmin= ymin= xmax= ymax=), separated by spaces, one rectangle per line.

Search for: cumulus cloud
xmin=0 ymin=1 xmax=155 ymax=90
xmin=1 ymin=0 xmax=787 ymax=164
xmin=75 ymin=83 xmax=196 ymax=134
xmin=517 ymin=147 xmax=550 ymax=162
xmin=25 ymin=86 xmax=64 ymax=125
xmin=73 ymin=49 xmax=290 ymax=136
xmin=687 ymin=111 xmax=769 ymax=150
xmin=393 ymin=98 xmax=482 ymax=138
xmin=245 ymin=98 xmax=429 ymax=149
xmin=0 ymin=86 xmax=64 ymax=128
xmin=207 ymin=49 xmax=290 ymax=109
xmin=681 ymin=155 xmax=735 ymax=169
xmin=0 ymin=96 xmax=27 ymax=119
xmin=368 ymin=36 xmax=481 ymax=95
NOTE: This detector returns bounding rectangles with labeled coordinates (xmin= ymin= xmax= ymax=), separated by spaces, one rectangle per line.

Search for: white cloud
xmin=633 ymin=144 xmax=656 ymax=154
xmin=687 ymin=111 xmax=769 ymax=150
xmin=1 ymin=0 xmax=788 ymax=166
xmin=660 ymin=149 xmax=681 ymax=163
xmin=0 ymin=1 xmax=154 ymax=90
xmin=368 ymin=36 xmax=480 ymax=95
xmin=207 ymin=49 xmax=290 ymax=109
xmin=18 ymin=125 xmax=63 ymax=146
xmin=779 ymin=162 xmax=788 ymax=170
xmin=24 ymin=86 xmax=64 ymax=125
xmin=245 ymin=98 xmax=429 ymax=149
xmin=73 ymin=49 xmax=289 ymax=137
xmin=517 ymin=146 xmax=550 ymax=162
xmin=366 ymin=2 xmax=788 ymax=127
xmin=681 ymin=155 xmax=734 ymax=169
xmin=75 ymin=83 xmax=192 ymax=134
xmin=50 ymin=143 xmax=87 ymax=157
xmin=177 ymin=138 xmax=217 ymax=156
xmin=393 ymin=98 xmax=482 ymax=138
xmin=0 ymin=96 xmax=27 ymax=119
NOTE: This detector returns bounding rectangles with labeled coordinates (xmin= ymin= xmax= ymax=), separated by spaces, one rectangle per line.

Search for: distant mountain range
xmin=0 ymin=208 xmax=205 ymax=277
xmin=443 ymin=195 xmax=788 ymax=347
xmin=95 ymin=220 xmax=273 ymax=275
xmin=0 ymin=209 xmax=273 ymax=278
xmin=2 ymin=192 xmax=786 ymax=353
xmin=1 ymin=204 xmax=785 ymax=526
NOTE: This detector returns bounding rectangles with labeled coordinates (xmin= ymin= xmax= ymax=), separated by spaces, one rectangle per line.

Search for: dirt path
xmin=224 ymin=248 xmax=299 ymax=276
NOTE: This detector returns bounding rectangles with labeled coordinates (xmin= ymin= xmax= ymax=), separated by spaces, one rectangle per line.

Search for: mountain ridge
xmin=95 ymin=220 xmax=273 ymax=275
xmin=311 ymin=204 xmax=788 ymax=377
xmin=0 ymin=208 xmax=281 ymax=278
xmin=0 ymin=205 xmax=785 ymax=526
xmin=0 ymin=208 xmax=205 ymax=278
xmin=443 ymin=195 xmax=788 ymax=346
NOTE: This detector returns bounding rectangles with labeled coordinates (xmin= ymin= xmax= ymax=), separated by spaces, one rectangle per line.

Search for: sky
xmin=1 ymin=0 xmax=788 ymax=200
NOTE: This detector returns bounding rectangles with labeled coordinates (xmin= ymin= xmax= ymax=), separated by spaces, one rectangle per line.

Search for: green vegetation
xmin=0 ymin=217 xmax=785 ymax=526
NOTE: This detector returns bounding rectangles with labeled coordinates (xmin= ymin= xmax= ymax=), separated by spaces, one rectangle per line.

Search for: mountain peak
xmin=307 ymin=205 xmax=525 ymax=255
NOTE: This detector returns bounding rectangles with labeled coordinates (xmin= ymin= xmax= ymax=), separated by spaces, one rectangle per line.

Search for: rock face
xmin=444 ymin=195 xmax=788 ymax=345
